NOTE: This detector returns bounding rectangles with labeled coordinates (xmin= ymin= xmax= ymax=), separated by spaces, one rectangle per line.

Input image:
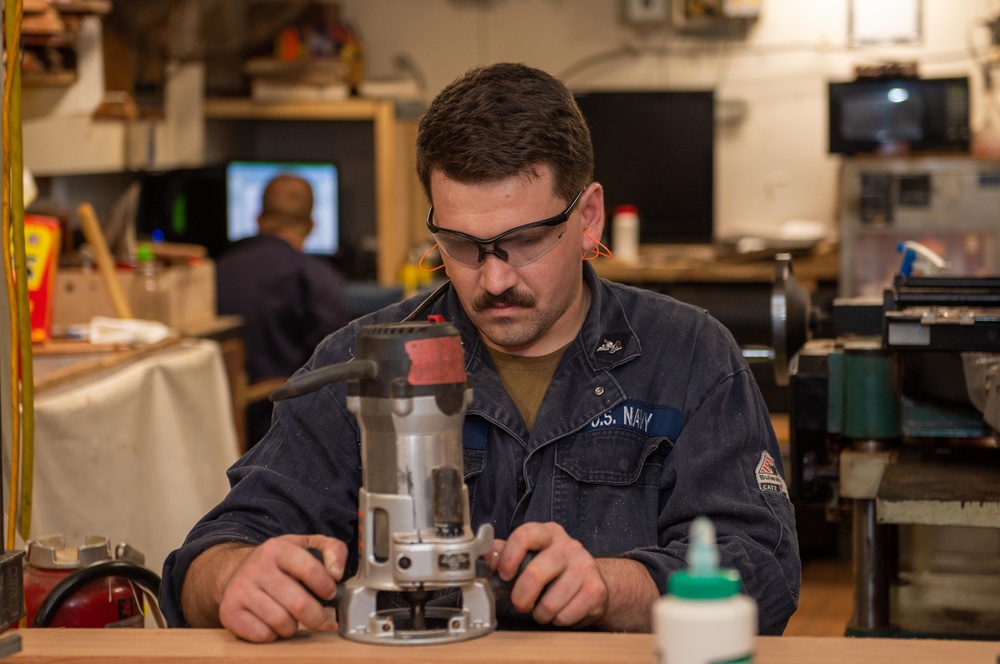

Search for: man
xmin=215 ymin=174 xmax=349 ymax=447
xmin=163 ymin=63 xmax=799 ymax=642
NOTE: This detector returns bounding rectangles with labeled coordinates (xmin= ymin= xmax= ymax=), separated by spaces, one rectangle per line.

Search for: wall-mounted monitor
xmin=226 ymin=160 xmax=340 ymax=256
xmin=575 ymin=90 xmax=715 ymax=244
xmin=828 ymin=77 xmax=970 ymax=155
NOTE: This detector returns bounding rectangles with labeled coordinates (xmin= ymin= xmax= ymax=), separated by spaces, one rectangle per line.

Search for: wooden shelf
xmin=21 ymin=32 xmax=77 ymax=46
xmin=49 ymin=0 xmax=112 ymax=13
xmin=593 ymin=244 xmax=838 ymax=290
xmin=20 ymin=0 xmax=110 ymax=88
xmin=204 ymin=96 xmax=391 ymax=122
xmin=22 ymin=70 xmax=77 ymax=87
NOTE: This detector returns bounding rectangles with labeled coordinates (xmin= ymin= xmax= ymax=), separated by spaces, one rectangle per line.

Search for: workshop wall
xmin=334 ymin=0 xmax=999 ymax=240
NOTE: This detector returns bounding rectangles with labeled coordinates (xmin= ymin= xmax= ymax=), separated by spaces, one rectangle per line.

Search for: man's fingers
xmin=280 ymin=547 xmax=337 ymax=602
xmin=316 ymin=606 xmax=339 ymax=631
xmin=221 ymin=588 xmax=294 ymax=643
xmin=548 ymin=590 xmax=602 ymax=627
xmin=509 ymin=550 xmax=557 ymax=611
xmin=217 ymin=535 xmax=346 ymax=641
xmin=266 ymin=572 xmax=330 ymax=629
xmin=498 ymin=522 xmax=555 ymax=580
xmin=222 ymin=608 xmax=279 ymax=644
xmin=524 ymin=569 xmax=573 ymax=622
xmin=500 ymin=523 xmax=609 ymax=628
xmin=301 ymin=536 xmax=348 ymax=579
xmin=540 ymin=570 xmax=608 ymax=627
xmin=488 ymin=538 xmax=506 ymax=572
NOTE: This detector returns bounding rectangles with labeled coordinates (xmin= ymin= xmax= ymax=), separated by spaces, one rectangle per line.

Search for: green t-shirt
xmin=486 ymin=342 xmax=570 ymax=432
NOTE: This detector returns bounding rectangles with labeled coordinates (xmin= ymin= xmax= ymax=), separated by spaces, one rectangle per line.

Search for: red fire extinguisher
xmin=21 ymin=534 xmax=161 ymax=628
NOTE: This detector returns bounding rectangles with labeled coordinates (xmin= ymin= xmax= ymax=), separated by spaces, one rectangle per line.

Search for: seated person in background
xmin=164 ymin=62 xmax=799 ymax=642
xmin=215 ymin=174 xmax=349 ymax=447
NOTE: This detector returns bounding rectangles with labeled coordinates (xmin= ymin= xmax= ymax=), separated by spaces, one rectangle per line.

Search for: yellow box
xmin=25 ymin=215 xmax=62 ymax=343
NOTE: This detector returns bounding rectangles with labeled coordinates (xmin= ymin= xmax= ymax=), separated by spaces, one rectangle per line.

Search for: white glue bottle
xmin=611 ymin=204 xmax=640 ymax=263
xmin=654 ymin=516 xmax=757 ymax=664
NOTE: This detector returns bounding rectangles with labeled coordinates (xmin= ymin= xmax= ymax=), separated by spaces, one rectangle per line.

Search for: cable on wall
xmin=2 ymin=0 xmax=34 ymax=548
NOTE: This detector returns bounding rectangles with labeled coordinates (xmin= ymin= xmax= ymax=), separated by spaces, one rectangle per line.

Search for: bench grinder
xmin=271 ymin=320 xmax=495 ymax=645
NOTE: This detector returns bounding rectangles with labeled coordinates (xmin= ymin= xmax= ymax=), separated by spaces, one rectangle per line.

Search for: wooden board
xmin=33 ymin=336 xmax=182 ymax=394
xmin=6 ymin=630 xmax=1000 ymax=664
xmin=876 ymin=446 xmax=1000 ymax=527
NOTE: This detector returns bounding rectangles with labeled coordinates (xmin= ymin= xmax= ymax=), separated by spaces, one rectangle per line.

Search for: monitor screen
xmin=575 ymin=90 xmax=715 ymax=244
xmin=137 ymin=165 xmax=228 ymax=257
xmin=828 ymin=77 xmax=970 ymax=154
xmin=226 ymin=160 xmax=340 ymax=256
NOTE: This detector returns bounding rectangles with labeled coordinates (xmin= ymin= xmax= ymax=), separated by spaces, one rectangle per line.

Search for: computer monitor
xmin=575 ymin=90 xmax=715 ymax=244
xmin=137 ymin=165 xmax=228 ymax=257
xmin=226 ymin=160 xmax=340 ymax=256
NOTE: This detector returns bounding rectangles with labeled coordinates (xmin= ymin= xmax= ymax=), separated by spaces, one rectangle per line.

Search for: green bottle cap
xmin=668 ymin=568 xmax=743 ymax=600
xmin=136 ymin=243 xmax=154 ymax=263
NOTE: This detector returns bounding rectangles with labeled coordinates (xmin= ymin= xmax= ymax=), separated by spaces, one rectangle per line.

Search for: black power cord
xmin=32 ymin=561 xmax=161 ymax=628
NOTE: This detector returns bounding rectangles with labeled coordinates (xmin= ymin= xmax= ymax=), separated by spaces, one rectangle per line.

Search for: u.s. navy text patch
xmin=587 ymin=401 xmax=684 ymax=441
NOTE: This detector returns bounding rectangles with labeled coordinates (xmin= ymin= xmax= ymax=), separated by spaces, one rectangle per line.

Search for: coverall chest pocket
xmin=553 ymin=431 xmax=668 ymax=557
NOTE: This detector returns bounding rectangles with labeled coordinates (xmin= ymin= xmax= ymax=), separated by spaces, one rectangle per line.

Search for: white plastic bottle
xmin=129 ymin=243 xmax=169 ymax=324
xmin=611 ymin=204 xmax=640 ymax=264
xmin=654 ymin=517 xmax=757 ymax=664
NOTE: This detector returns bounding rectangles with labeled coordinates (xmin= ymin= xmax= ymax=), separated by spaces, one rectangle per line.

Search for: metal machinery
xmin=774 ymin=254 xmax=1000 ymax=637
xmin=271 ymin=320 xmax=496 ymax=645
xmin=838 ymin=156 xmax=1000 ymax=299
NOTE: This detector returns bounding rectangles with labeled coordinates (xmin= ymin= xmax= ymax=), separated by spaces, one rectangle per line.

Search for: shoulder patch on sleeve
xmin=755 ymin=451 xmax=789 ymax=498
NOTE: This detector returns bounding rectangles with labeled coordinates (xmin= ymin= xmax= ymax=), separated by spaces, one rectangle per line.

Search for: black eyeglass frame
xmin=426 ymin=188 xmax=586 ymax=266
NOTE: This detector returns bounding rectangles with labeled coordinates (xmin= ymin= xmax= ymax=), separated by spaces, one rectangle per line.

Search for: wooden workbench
xmin=593 ymin=243 xmax=838 ymax=292
xmin=5 ymin=629 xmax=999 ymax=663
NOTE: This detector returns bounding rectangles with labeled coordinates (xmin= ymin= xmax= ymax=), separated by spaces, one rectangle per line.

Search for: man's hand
xmin=494 ymin=522 xmax=608 ymax=627
xmin=493 ymin=522 xmax=659 ymax=632
xmin=181 ymin=534 xmax=348 ymax=643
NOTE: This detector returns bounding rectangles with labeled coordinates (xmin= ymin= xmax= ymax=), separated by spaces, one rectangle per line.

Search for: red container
xmin=22 ymin=535 xmax=143 ymax=628
xmin=24 ymin=214 xmax=61 ymax=343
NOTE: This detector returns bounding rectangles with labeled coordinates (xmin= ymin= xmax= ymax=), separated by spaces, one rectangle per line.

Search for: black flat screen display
xmin=828 ymin=77 xmax=970 ymax=155
xmin=575 ymin=90 xmax=715 ymax=244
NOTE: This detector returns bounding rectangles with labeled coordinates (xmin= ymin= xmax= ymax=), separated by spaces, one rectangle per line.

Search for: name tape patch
xmin=588 ymin=401 xmax=684 ymax=441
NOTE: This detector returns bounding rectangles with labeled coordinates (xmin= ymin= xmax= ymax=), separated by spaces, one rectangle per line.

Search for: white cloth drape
xmin=31 ymin=339 xmax=240 ymax=577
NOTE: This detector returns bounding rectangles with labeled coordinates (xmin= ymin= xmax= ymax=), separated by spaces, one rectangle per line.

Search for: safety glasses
xmin=426 ymin=188 xmax=585 ymax=268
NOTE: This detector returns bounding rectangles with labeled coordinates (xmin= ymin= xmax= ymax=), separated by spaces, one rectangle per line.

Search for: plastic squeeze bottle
xmin=654 ymin=516 xmax=757 ymax=664
xmin=130 ymin=243 xmax=169 ymax=324
xmin=611 ymin=204 xmax=640 ymax=263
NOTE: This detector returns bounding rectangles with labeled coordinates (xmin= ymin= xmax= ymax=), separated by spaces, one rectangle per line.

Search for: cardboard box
xmin=53 ymin=259 xmax=216 ymax=333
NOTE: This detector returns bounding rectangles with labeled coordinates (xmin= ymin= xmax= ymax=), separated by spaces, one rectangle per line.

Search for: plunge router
xmin=271 ymin=320 xmax=496 ymax=645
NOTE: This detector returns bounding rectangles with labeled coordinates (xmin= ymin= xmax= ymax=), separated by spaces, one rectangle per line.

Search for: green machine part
xmin=827 ymin=340 xmax=902 ymax=441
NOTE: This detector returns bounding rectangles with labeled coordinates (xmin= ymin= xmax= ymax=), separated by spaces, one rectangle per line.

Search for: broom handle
xmin=77 ymin=202 xmax=133 ymax=319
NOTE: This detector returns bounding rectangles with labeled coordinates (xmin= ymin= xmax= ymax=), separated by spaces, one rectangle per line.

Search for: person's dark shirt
xmin=216 ymin=234 xmax=349 ymax=444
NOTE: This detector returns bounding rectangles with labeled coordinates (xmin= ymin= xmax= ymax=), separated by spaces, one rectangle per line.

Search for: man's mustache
xmin=474 ymin=288 xmax=535 ymax=311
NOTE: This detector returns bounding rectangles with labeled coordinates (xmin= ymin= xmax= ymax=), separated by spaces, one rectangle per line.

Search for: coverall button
xmin=594 ymin=386 xmax=604 ymax=396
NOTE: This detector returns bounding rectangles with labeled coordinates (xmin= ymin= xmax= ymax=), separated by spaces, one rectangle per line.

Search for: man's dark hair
xmin=416 ymin=62 xmax=594 ymax=205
